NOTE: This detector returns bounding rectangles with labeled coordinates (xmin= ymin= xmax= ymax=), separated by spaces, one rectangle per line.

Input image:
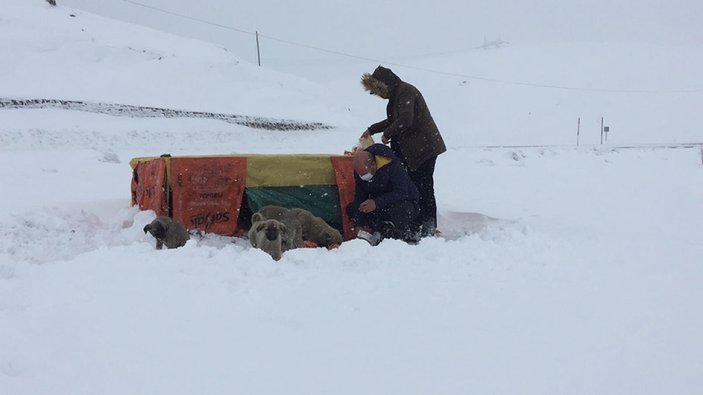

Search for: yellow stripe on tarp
xmin=246 ymin=154 xmax=337 ymax=187
xmin=129 ymin=156 xmax=158 ymax=169
xmin=130 ymin=154 xmax=344 ymax=187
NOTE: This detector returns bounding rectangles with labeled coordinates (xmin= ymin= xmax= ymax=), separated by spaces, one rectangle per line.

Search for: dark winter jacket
xmin=352 ymin=144 xmax=419 ymax=210
xmin=362 ymin=66 xmax=446 ymax=171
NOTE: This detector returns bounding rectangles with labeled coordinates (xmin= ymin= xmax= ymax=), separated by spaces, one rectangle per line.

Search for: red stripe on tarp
xmin=170 ymin=157 xmax=247 ymax=236
xmin=330 ymin=156 xmax=356 ymax=241
xmin=131 ymin=158 xmax=168 ymax=217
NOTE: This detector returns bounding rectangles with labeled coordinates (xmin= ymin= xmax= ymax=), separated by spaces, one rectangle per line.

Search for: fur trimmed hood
xmin=361 ymin=66 xmax=402 ymax=98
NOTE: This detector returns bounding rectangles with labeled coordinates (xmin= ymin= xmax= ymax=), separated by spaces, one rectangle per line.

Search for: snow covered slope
xmin=1 ymin=1 xmax=702 ymax=394
xmin=61 ymin=0 xmax=703 ymax=145
xmin=0 ymin=0 xmax=349 ymax=123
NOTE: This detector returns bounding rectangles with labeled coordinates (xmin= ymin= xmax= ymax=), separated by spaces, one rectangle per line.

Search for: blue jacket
xmin=352 ymin=144 xmax=419 ymax=210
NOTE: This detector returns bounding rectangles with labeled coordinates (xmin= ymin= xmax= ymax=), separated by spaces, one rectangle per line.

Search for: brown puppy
xmin=143 ymin=216 xmax=190 ymax=250
xmin=257 ymin=205 xmax=343 ymax=247
xmin=248 ymin=213 xmax=301 ymax=261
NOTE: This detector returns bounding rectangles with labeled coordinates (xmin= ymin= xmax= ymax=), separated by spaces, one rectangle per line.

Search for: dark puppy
xmin=143 ymin=216 xmax=190 ymax=250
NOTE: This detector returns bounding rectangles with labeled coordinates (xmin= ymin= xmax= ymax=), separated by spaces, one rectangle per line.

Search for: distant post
xmin=577 ymin=117 xmax=581 ymax=146
xmin=256 ymin=31 xmax=261 ymax=67
xmin=600 ymin=117 xmax=604 ymax=144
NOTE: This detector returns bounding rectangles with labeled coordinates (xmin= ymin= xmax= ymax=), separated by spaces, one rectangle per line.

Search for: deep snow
xmin=1 ymin=1 xmax=702 ymax=394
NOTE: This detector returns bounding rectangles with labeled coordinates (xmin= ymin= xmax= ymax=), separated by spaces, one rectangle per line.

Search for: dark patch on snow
xmin=0 ymin=98 xmax=334 ymax=131
xmin=99 ymin=152 xmax=121 ymax=163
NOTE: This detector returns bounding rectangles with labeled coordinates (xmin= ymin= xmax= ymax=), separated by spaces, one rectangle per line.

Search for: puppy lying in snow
xmin=248 ymin=213 xmax=302 ymax=261
xmin=257 ymin=205 xmax=343 ymax=247
xmin=143 ymin=216 xmax=190 ymax=250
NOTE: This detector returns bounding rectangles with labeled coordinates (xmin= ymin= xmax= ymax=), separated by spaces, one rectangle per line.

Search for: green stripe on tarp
xmin=246 ymin=185 xmax=342 ymax=229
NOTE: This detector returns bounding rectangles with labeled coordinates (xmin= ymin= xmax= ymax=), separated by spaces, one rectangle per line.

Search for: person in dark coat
xmin=346 ymin=144 xmax=420 ymax=244
xmin=360 ymin=66 xmax=446 ymax=237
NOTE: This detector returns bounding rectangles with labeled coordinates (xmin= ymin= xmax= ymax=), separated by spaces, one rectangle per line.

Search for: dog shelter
xmin=130 ymin=154 xmax=357 ymax=241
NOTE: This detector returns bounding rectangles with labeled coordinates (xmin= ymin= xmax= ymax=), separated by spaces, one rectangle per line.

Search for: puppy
xmin=258 ymin=205 xmax=343 ymax=247
xmin=143 ymin=216 xmax=190 ymax=250
xmin=248 ymin=214 xmax=301 ymax=261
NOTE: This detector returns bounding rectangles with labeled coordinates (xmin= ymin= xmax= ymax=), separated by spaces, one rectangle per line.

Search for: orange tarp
xmin=330 ymin=156 xmax=356 ymax=240
xmin=131 ymin=158 xmax=168 ymax=217
xmin=130 ymin=154 xmax=358 ymax=240
xmin=170 ymin=157 xmax=247 ymax=236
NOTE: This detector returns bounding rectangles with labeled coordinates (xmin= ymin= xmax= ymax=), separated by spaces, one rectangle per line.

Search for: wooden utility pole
xmin=577 ymin=117 xmax=581 ymax=146
xmin=256 ymin=31 xmax=261 ymax=66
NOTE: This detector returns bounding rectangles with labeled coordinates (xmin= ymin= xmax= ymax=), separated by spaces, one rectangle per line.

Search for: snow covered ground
xmin=1 ymin=1 xmax=702 ymax=394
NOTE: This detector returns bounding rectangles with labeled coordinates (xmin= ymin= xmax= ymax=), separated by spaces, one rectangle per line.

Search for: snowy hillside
xmin=0 ymin=0 xmax=351 ymax=123
xmin=1 ymin=1 xmax=702 ymax=394
xmin=61 ymin=0 xmax=703 ymax=146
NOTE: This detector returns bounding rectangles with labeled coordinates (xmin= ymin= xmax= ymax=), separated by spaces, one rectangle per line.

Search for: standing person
xmin=360 ymin=65 xmax=446 ymax=237
xmin=346 ymin=144 xmax=419 ymax=245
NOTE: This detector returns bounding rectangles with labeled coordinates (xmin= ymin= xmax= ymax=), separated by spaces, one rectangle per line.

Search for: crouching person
xmin=346 ymin=144 xmax=419 ymax=245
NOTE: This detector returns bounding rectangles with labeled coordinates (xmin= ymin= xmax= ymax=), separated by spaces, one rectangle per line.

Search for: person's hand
xmin=359 ymin=199 xmax=377 ymax=213
xmin=360 ymin=129 xmax=371 ymax=139
xmin=381 ymin=134 xmax=390 ymax=144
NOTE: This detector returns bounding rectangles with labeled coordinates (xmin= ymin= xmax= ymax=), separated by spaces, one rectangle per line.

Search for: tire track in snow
xmin=0 ymin=98 xmax=334 ymax=131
